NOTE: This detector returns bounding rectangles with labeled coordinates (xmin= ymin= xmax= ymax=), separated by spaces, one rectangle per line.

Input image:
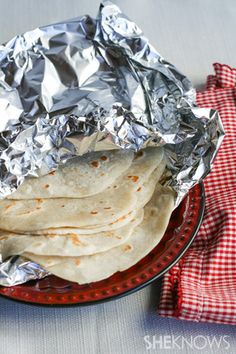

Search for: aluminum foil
xmin=0 ymin=256 xmax=48 ymax=286
xmin=0 ymin=1 xmax=224 ymax=286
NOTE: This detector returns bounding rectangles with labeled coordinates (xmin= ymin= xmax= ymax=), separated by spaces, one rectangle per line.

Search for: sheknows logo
xmin=144 ymin=335 xmax=231 ymax=350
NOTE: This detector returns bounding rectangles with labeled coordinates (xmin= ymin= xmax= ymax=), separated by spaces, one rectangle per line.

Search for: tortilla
xmin=21 ymin=209 xmax=138 ymax=235
xmin=0 ymin=148 xmax=164 ymax=232
xmin=0 ymin=209 xmax=144 ymax=257
xmin=20 ymin=157 xmax=166 ymax=235
xmin=24 ymin=185 xmax=175 ymax=284
xmin=7 ymin=150 xmax=134 ymax=199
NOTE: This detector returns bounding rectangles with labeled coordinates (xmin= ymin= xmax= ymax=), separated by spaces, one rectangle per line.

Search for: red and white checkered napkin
xmin=158 ymin=63 xmax=236 ymax=325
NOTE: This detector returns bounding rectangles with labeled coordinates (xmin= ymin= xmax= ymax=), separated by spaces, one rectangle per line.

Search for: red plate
xmin=0 ymin=183 xmax=205 ymax=306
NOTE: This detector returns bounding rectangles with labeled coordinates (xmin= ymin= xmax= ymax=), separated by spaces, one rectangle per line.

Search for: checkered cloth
xmin=158 ymin=63 xmax=236 ymax=325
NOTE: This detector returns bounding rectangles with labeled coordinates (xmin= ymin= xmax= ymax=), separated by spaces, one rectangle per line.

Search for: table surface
xmin=0 ymin=1 xmax=236 ymax=353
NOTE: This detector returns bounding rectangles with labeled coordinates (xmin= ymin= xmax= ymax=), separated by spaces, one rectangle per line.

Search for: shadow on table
xmin=148 ymin=277 xmax=163 ymax=312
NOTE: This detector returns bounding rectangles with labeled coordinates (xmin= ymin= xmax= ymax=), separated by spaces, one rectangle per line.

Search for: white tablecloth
xmin=0 ymin=1 xmax=236 ymax=353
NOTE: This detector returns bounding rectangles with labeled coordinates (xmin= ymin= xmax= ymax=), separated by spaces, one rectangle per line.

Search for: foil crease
xmin=0 ymin=1 xmax=224 ymax=286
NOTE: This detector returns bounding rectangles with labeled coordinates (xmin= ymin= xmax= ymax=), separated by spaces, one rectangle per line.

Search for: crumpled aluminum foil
xmin=0 ymin=256 xmax=48 ymax=286
xmin=0 ymin=1 xmax=224 ymax=286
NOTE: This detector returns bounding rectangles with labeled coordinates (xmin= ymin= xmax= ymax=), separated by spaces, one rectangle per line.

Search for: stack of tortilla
xmin=0 ymin=147 xmax=175 ymax=284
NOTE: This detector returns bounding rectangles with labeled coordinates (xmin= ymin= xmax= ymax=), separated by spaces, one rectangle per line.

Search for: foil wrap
xmin=0 ymin=256 xmax=48 ymax=286
xmin=0 ymin=1 xmax=224 ymax=286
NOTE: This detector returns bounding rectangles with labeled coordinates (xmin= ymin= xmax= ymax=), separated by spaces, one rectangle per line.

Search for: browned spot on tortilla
xmin=36 ymin=207 xmax=41 ymax=210
xmin=5 ymin=203 xmax=15 ymax=211
xmin=137 ymin=187 xmax=142 ymax=192
xmin=113 ymin=185 xmax=117 ymax=189
xmin=0 ymin=236 xmax=7 ymax=240
xmin=116 ymin=236 xmax=122 ymax=239
xmin=91 ymin=211 xmax=98 ymax=215
xmin=117 ymin=215 xmax=126 ymax=222
xmin=123 ymin=244 xmax=133 ymax=252
xmin=75 ymin=260 xmax=81 ymax=266
xmin=111 ymin=212 xmax=130 ymax=224
xmin=91 ymin=160 xmax=100 ymax=168
xmin=44 ymin=184 xmax=49 ymax=189
xmin=36 ymin=198 xmax=43 ymax=203
xmin=128 ymin=175 xmax=139 ymax=182
xmin=70 ymin=234 xmax=82 ymax=246
xmin=100 ymin=172 xmax=105 ymax=176
xmin=61 ymin=205 xmax=65 ymax=208
xmin=48 ymin=234 xmax=57 ymax=238
xmin=134 ymin=150 xmax=144 ymax=159
xmin=49 ymin=171 xmax=56 ymax=176
xmin=100 ymin=155 xmax=108 ymax=161
xmin=104 ymin=207 xmax=111 ymax=210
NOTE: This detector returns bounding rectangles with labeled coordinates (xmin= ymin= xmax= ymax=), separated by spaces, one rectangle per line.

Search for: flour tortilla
xmin=0 ymin=148 xmax=164 ymax=232
xmin=0 ymin=209 xmax=144 ymax=257
xmin=21 ymin=157 xmax=166 ymax=236
xmin=24 ymin=185 xmax=175 ymax=284
xmin=22 ymin=209 xmax=138 ymax=235
xmin=7 ymin=150 xmax=134 ymax=199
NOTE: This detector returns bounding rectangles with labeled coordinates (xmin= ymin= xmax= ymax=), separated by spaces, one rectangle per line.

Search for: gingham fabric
xmin=158 ymin=63 xmax=236 ymax=325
